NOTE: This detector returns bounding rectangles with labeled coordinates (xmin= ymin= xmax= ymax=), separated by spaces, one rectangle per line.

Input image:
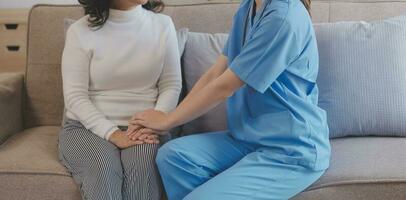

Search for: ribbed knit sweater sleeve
xmin=61 ymin=27 xmax=120 ymax=140
xmin=154 ymin=18 xmax=182 ymax=113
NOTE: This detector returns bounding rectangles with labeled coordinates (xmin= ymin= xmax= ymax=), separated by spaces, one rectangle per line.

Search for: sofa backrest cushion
xmin=25 ymin=1 xmax=406 ymax=128
xmin=25 ymin=6 xmax=83 ymax=128
xmin=315 ymin=15 xmax=406 ymax=138
xmin=181 ymin=32 xmax=229 ymax=135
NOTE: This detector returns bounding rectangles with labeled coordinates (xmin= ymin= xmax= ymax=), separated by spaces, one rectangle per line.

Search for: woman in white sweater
xmin=57 ymin=0 xmax=182 ymax=199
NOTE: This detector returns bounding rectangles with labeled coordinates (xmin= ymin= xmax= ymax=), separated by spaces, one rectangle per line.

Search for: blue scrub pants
xmin=156 ymin=131 xmax=325 ymax=200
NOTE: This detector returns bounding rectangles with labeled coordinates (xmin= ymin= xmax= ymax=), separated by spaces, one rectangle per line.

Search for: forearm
xmin=167 ymin=69 xmax=243 ymax=128
xmin=155 ymin=18 xmax=182 ymax=112
xmin=187 ymin=69 xmax=215 ymax=98
xmin=167 ymin=80 xmax=230 ymax=128
xmin=187 ymin=55 xmax=228 ymax=97
xmin=129 ymin=59 xmax=238 ymax=132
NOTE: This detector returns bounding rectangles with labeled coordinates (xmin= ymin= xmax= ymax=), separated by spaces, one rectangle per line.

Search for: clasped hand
xmin=109 ymin=109 xmax=171 ymax=149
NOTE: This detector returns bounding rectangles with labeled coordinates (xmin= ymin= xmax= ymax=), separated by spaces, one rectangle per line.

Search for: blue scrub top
xmin=223 ymin=0 xmax=331 ymax=170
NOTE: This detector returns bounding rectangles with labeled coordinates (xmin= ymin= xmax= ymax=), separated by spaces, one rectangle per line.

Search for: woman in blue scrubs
xmin=128 ymin=0 xmax=331 ymax=199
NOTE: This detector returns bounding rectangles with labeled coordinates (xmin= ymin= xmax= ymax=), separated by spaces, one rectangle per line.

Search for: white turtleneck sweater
xmin=62 ymin=5 xmax=182 ymax=140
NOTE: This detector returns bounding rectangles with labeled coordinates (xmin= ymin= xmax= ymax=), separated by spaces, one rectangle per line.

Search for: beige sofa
xmin=1 ymin=0 xmax=406 ymax=199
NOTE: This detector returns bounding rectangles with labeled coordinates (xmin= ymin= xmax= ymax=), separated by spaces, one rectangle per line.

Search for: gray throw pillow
xmin=181 ymin=32 xmax=228 ymax=135
xmin=314 ymin=15 xmax=406 ymax=138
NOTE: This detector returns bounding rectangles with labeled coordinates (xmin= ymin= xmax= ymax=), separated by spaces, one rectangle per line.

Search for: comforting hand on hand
xmin=126 ymin=124 xmax=161 ymax=143
xmin=110 ymin=109 xmax=172 ymax=148
xmin=128 ymin=109 xmax=172 ymax=132
xmin=109 ymin=117 xmax=162 ymax=148
xmin=108 ymin=130 xmax=159 ymax=149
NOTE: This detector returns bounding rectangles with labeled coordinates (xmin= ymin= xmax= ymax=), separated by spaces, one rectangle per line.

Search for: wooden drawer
xmin=0 ymin=23 xmax=27 ymax=43
xmin=0 ymin=9 xmax=28 ymax=73
xmin=0 ymin=43 xmax=26 ymax=72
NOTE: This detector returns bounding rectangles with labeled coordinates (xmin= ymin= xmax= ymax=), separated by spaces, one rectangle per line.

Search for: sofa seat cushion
xmin=0 ymin=174 xmax=81 ymax=200
xmin=0 ymin=126 xmax=70 ymax=175
xmin=0 ymin=126 xmax=81 ymax=199
xmin=293 ymin=137 xmax=406 ymax=199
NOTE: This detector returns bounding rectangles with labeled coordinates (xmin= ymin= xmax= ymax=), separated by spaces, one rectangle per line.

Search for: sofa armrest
xmin=0 ymin=73 xmax=24 ymax=144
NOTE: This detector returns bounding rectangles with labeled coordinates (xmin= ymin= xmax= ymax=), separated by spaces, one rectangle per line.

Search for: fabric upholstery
xmin=293 ymin=137 xmax=406 ymax=199
xmin=294 ymin=183 xmax=406 ymax=200
xmin=13 ymin=2 xmax=406 ymax=199
xmin=25 ymin=6 xmax=84 ymax=128
xmin=0 ymin=126 xmax=81 ymax=199
xmin=2 ymin=126 xmax=406 ymax=200
xmin=0 ymin=73 xmax=24 ymax=144
xmin=0 ymin=126 xmax=69 ymax=175
xmin=0 ymin=174 xmax=81 ymax=200
xmin=181 ymin=32 xmax=228 ymax=134
xmin=24 ymin=2 xmax=406 ymax=128
xmin=315 ymin=16 xmax=406 ymax=138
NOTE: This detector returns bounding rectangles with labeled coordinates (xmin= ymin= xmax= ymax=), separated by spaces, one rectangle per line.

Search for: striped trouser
xmin=57 ymin=118 xmax=162 ymax=200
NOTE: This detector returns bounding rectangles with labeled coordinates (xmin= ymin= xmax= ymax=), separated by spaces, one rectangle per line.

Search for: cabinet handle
xmin=5 ymin=24 xmax=19 ymax=30
xmin=7 ymin=46 xmax=20 ymax=52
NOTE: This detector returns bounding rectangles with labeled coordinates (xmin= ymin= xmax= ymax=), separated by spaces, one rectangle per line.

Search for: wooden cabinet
xmin=0 ymin=9 xmax=29 ymax=73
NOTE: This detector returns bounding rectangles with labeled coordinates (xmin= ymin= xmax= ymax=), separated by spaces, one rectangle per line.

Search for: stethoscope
xmin=242 ymin=0 xmax=272 ymax=46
